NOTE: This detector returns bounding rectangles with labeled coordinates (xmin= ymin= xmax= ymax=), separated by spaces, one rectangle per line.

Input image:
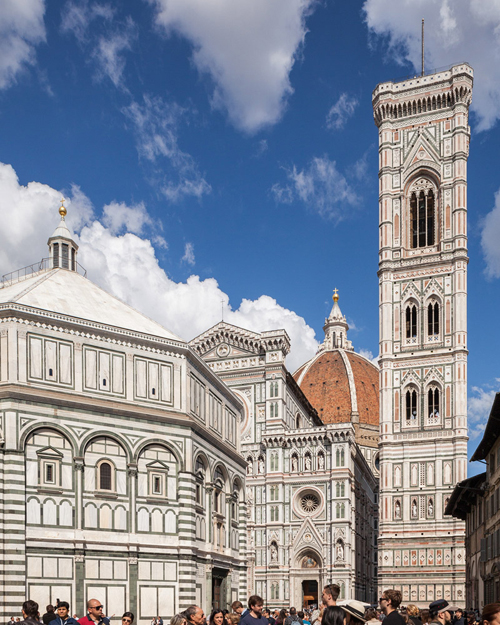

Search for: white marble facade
xmin=190 ymin=322 xmax=378 ymax=606
xmin=0 ymin=214 xmax=247 ymax=622
xmin=373 ymin=63 xmax=471 ymax=605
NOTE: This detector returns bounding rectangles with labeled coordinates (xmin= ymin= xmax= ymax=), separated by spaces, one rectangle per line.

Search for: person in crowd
xmin=276 ymin=611 xmax=287 ymax=625
xmin=263 ymin=611 xmax=275 ymax=625
xmin=43 ymin=607 xmax=57 ymax=625
xmin=54 ymin=602 xmax=78 ymax=625
xmin=365 ymin=609 xmax=379 ymax=625
xmin=78 ymin=600 xmax=110 ymax=625
xmin=428 ymin=601 xmax=457 ymax=625
xmin=285 ymin=609 xmax=302 ymax=625
xmin=406 ymin=607 xmax=422 ymax=625
xmin=209 ymin=611 xmax=224 ymax=625
xmin=322 ymin=586 xmax=340 ymax=608
xmin=481 ymin=604 xmax=500 ymax=625
xmin=299 ymin=613 xmax=309 ymax=625
xmin=322 ymin=607 xmax=346 ymax=625
xmin=8 ymin=617 xmax=16 ymax=625
xmin=380 ymin=590 xmax=405 ymax=625
xmin=170 ymin=615 xmax=187 ymax=625
xmin=232 ymin=606 xmax=244 ymax=618
xmin=122 ymin=614 xmax=134 ymax=625
xmin=239 ymin=596 xmax=268 ymax=625
xmin=226 ymin=616 xmax=240 ymax=625
xmin=453 ymin=611 xmax=465 ymax=625
xmin=419 ymin=612 xmax=430 ymax=625
xmin=183 ymin=607 xmax=206 ymax=625
xmin=343 ymin=602 xmax=367 ymax=625
xmin=19 ymin=601 xmax=41 ymax=625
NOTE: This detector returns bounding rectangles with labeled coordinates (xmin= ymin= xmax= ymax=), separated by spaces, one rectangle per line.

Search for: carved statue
xmin=428 ymin=499 xmax=433 ymax=516
xmin=318 ymin=454 xmax=325 ymax=470
xmin=412 ymin=500 xmax=418 ymax=518
xmin=270 ymin=543 xmax=278 ymax=562
xmin=291 ymin=456 xmax=298 ymax=472
xmin=395 ymin=500 xmax=401 ymax=519
xmin=258 ymin=459 xmax=264 ymax=474
xmin=336 ymin=542 xmax=344 ymax=561
xmin=305 ymin=455 xmax=312 ymax=471
xmin=247 ymin=462 xmax=253 ymax=475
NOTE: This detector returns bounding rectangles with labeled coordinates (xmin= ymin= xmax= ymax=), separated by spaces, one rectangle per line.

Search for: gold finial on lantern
xmin=59 ymin=197 xmax=67 ymax=218
xmin=333 ymin=288 xmax=339 ymax=302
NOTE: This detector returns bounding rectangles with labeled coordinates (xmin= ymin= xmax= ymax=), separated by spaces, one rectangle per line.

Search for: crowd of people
xmin=10 ymin=589 xmax=500 ymax=625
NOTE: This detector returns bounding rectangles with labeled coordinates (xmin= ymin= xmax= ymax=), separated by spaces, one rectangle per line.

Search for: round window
xmin=300 ymin=493 xmax=320 ymax=514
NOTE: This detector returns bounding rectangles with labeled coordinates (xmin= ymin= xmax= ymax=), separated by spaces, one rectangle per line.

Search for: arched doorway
xmin=298 ymin=553 xmax=320 ymax=608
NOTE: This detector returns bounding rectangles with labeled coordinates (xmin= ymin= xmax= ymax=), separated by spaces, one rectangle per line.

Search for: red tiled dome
xmin=293 ymin=349 xmax=379 ymax=426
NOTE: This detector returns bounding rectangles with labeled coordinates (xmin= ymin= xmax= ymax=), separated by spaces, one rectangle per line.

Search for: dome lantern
xmin=322 ymin=288 xmax=352 ymax=351
xmin=47 ymin=198 xmax=79 ymax=271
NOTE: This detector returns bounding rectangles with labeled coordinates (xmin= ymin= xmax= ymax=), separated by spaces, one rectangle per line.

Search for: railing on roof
xmin=0 ymin=257 xmax=87 ymax=288
xmin=387 ymin=62 xmax=471 ymax=85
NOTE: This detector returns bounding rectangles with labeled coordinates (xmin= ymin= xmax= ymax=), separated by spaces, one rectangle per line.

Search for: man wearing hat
xmin=429 ymin=601 xmax=458 ymax=625
xmin=343 ymin=601 xmax=368 ymax=625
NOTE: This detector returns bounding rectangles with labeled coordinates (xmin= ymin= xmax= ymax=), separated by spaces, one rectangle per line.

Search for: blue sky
xmin=1 ymin=0 xmax=499 ymax=471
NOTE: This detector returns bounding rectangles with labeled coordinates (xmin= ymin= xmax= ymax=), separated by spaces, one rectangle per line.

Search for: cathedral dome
xmin=293 ymin=290 xmax=379 ymax=427
xmin=293 ymin=349 xmax=379 ymax=426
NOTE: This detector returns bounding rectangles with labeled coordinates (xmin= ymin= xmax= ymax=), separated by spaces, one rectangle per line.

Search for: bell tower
xmin=372 ymin=63 xmax=473 ymax=605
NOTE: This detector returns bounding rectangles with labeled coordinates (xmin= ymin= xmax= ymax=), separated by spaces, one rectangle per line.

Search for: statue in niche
xmin=395 ymin=500 xmax=401 ymax=519
xmin=292 ymin=456 xmax=298 ymax=472
xmin=412 ymin=500 xmax=418 ymax=518
xmin=305 ymin=455 xmax=312 ymax=471
xmin=428 ymin=499 xmax=434 ymax=516
xmin=318 ymin=454 xmax=325 ymax=470
xmin=270 ymin=543 xmax=278 ymax=563
xmin=336 ymin=541 xmax=344 ymax=561
xmin=258 ymin=459 xmax=264 ymax=474
xmin=247 ymin=462 xmax=253 ymax=475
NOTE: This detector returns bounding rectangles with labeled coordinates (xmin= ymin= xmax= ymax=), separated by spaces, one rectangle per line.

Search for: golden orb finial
xmin=333 ymin=287 xmax=339 ymax=302
xmin=59 ymin=197 xmax=67 ymax=218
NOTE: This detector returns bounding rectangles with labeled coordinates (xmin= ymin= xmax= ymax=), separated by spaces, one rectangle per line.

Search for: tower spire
xmin=322 ymin=288 xmax=352 ymax=351
xmin=47 ymin=198 xmax=79 ymax=271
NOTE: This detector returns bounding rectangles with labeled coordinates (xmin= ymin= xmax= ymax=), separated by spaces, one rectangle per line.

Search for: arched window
xmin=99 ymin=462 xmax=112 ymax=491
xmin=406 ymin=389 xmax=417 ymax=421
xmin=409 ymin=181 xmax=436 ymax=248
xmin=405 ymin=304 xmax=417 ymax=339
xmin=428 ymin=388 xmax=440 ymax=422
xmin=428 ymin=302 xmax=440 ymax=337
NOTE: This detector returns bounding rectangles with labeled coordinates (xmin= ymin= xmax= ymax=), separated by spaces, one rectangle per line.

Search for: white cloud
xmin=181 ymin=242 xmax=195 ymax=266
xmin=468 ymin=384 xmax=498 ymax=440
xmin=61 ymin=1 xmax=134 ymax=89
xmin=272 ymin=156 xmax=358 ymax=221
xmin=363 ymin=0 xmax=500 ymax=131
xmin=102 ymin=200 xmax=152 ymax=235
xmin=0 ymin=0 xmax=46 ymax=89
xmin=326 ymin=93 xmax=358 ymax=130
xmin=123 ymin=95 xmax=211 ymax=201
xmin=481 ymin=188 xmax=500 ymax=279
xmin=358 ymin=348 xmax=379 ymax=366
xmin=0 ymin=161 xmax=317 ymax=371
xmin=148 ymin=0 xmax=317 ymax=133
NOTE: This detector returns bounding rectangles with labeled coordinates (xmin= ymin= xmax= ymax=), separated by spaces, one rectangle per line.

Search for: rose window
xmin=300 ymin=493 xmax=320 ymax=513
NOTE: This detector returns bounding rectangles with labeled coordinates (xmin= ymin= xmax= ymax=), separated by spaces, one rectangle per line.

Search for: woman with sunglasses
xmin=122 ymin=614 xmax=134 ymax=625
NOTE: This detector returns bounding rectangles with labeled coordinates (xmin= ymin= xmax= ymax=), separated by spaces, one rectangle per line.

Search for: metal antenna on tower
xmin=421 ymin=18 xmax=425 ymax=77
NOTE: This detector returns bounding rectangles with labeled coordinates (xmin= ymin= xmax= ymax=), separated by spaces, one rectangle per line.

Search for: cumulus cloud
xmin=326 ymin=93 xmax=359 ymax=130
xmin=363 ymin=0 xmax=500 ymax=131
xmin=61 ymin=1 xmax=135 ymax=89
xmin=123 ymin=95 xmax=211 ymax=201
xmin=272 ymin=156 xmax=358 ymax=221
xmin=481 ymin=188 xmax=500 ymax=279
xmin=148 ymin=0 xmax=317 ymax=133
xmin=358 ymin=348 xmax=379 ymax=366
xmin=0 ymin=161 xmax=317 ymax=371
xmin=468 ymin=383 xmax=498 ymax=440
xmin=181 ymin=242 xmax=195 ymax=266
xmin=0 ymin=0 xmax=46 ymax=89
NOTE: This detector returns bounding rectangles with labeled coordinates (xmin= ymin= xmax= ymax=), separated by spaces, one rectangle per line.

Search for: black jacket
xmin=383 ymin=613 xmax=406 ymax=625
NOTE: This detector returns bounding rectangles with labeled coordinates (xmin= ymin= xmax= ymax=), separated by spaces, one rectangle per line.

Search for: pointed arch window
xmin=410 ymin=183 xmax=435 ymax=249
xmin=428 ymin=388 xmax=440 ymax=424
xmin=428 ymin=302 xmax=440 ymax=337
xmin=406 ymin=304 xmax=417 ymax=339
xmin=406 ymin=389 xmax=417 ymax=422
